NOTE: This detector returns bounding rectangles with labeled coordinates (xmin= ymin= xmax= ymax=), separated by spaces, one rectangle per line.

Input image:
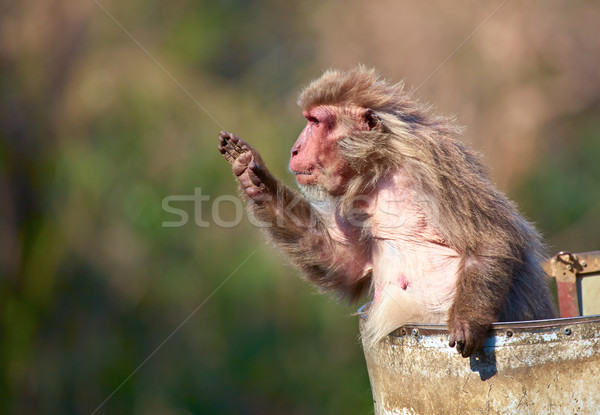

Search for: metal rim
xmin=357 ymin=302 xmax=600 ymax=336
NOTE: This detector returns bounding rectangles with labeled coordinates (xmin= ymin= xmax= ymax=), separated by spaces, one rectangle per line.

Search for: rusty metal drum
xmin=359 ymin=312 xmax=600 ymax=414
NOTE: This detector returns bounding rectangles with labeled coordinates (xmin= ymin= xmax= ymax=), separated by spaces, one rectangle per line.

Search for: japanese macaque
xmin=217 ymin=66 xmax=556 ymax=357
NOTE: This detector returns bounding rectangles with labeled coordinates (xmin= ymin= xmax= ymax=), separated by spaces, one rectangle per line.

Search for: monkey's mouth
xmin=293 ymin=171 xmax=314 ymax=183
xmin=289 ymin=168 xmax=314 ymax=176
xmin=292 ymin=170 xmax=316 ymax=186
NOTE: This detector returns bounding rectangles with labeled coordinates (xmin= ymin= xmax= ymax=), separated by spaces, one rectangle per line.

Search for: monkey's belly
xmin=371 ymin=238 xmax=459 ymax=308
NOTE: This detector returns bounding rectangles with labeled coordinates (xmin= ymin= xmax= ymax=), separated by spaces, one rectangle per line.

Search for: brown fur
xmin=218 ymin=66 xmax=557 ymax=357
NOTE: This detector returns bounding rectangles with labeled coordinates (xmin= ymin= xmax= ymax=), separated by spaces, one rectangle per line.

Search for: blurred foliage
xmin=0 ymin=0 xmax=599 ymax=414
xmin=515 ymin=108 xmax=600 ymax=252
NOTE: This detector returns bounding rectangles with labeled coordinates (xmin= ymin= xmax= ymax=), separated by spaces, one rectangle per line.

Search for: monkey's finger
xmin=465 ymin=335 xmax=485 ymax=358
xmin=462 ymin=330 xmax=477 ymax=357
xmin=224 ymin=151 xmax=237 ymax=163
xmin=219 ymin=132 xmax=244 ymax=158
xmin=249 ymin=160 xmax=270 ymax=182
xmin=448 ymin=332 xmax=458 ymax=347
xmin=456 ymin=340 xmax=466 ymax=356
xmin=461 ymin=341 xmax=473 ymax=358
xmin=218 ymin=131 xmax=235 ymax=149
xmin=218 ymin=143 xmax=237 ymax=163
xmin=218 ymin=148 xmax=233 ymax=163
xmin=449 ymin=330 xmax=467 ymax=354
xmin=250 ymin=161 xmax=276 ymax=192
xmin=231 ymin=139 xmax=247 ymax=155
xmin=219 ymin=133 xmax=237 ymax=156
xmin=223 ymin=141 xmax=242 ymax=159
xmin=225 ymin=133 xmax=247 ymax=154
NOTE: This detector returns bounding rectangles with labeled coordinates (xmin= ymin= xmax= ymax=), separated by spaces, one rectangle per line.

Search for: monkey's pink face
xmin=289 ymin=106 xmax=354 ymax=195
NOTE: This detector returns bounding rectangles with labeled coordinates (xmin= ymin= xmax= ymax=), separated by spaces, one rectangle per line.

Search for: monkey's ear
xmin=364 ymin=109 xmax=382 ymax=131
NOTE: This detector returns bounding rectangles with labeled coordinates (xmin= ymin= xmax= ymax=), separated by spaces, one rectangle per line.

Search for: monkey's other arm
xmin=447 ymin=251 xmax=513 ymax=357
xmin=218 ymin=131 xmax=371 ymax=300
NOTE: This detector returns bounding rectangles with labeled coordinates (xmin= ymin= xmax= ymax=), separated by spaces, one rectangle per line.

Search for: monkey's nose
xmin=291 ymin=148 xmax=299 ymax=157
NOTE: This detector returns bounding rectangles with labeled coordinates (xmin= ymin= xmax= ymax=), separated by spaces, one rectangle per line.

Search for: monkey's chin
xmin=297 ymin=183 xmax=330 ymax=202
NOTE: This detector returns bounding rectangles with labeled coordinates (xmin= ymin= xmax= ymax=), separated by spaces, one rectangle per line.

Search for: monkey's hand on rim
xmin=218 ymin=131 xmax=276 ymax=203
xmin=447 ymin=316 xmax=491 ymax=358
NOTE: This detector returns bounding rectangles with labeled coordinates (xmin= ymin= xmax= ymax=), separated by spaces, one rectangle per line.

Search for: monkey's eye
xmin=308 ymin=117 xmax=319 ymax=125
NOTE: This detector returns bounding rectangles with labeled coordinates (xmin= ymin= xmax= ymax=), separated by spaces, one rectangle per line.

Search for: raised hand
xmin=218 ymin=131 xmax=275 ymax=203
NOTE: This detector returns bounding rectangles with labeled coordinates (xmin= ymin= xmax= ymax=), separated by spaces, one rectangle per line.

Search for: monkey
xmin=217 ymin=66 xmax=556 ymax=357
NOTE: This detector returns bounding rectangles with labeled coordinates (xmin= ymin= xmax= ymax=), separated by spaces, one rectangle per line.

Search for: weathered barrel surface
xmin=359 ymin=313 xmax=600 ymax=414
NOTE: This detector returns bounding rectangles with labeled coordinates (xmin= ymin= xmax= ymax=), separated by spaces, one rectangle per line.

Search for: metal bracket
xmin=544 ymin=250 xmax=600 ymax=318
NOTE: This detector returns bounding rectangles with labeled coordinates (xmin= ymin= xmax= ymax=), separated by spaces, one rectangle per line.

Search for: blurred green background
xmin=1 ymin=1 xmax=599 ymax=414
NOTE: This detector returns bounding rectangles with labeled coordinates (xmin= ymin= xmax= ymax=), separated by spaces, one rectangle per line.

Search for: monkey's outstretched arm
xmin=218 ymin=131 xmax=371 ymax=300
